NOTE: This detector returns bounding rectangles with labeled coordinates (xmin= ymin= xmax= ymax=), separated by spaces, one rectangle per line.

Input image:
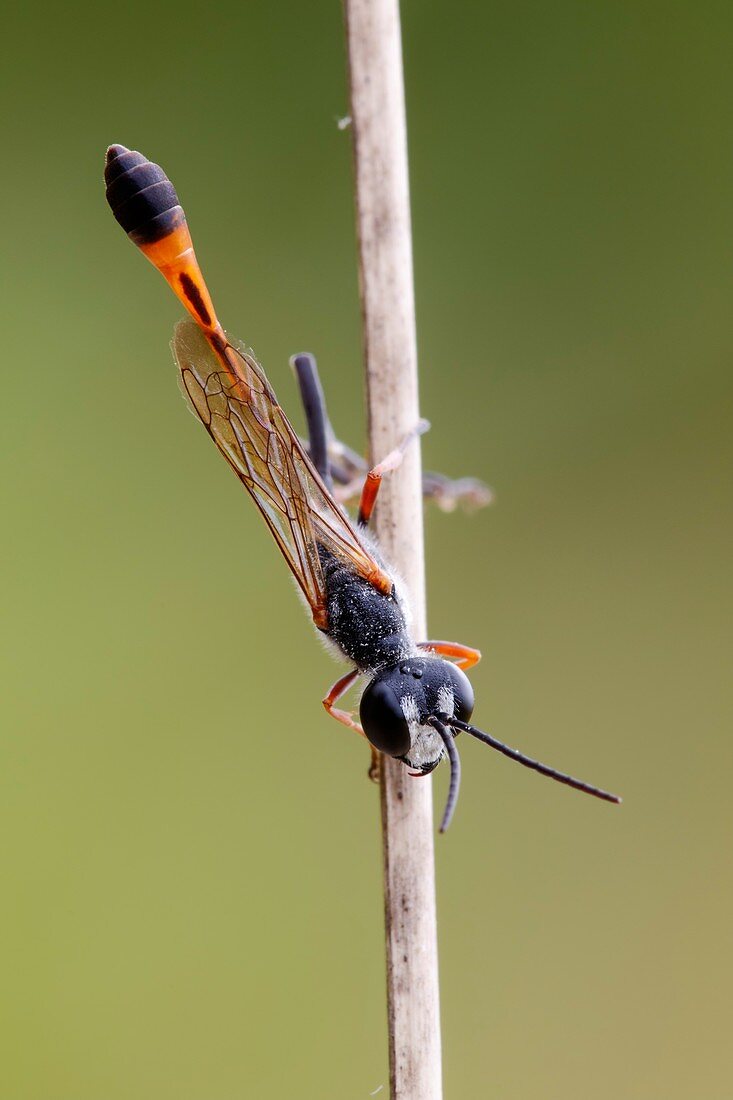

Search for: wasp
xmin=104 ymin=145 xmax=620 ymax=830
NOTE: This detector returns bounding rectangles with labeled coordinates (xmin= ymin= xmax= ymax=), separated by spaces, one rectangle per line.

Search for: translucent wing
xmin=171 ymin=319 xmax=390 ymax=628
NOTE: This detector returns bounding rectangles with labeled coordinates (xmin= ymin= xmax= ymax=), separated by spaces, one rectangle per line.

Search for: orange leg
xmin=323 ymin=669 xmax=363 ymax=733
xmin=358 ymin=420 xmax=430 ymax=527
xmin=418 ymin=640 xmax=482 ymax=671
xmin=322 ymin=670 xmax=380 ymax=781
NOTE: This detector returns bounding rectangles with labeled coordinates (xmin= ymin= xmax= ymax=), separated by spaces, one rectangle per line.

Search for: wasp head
xmin=359 ymin=653 xmax=620 ymax=833
xmin=359 ymin=657 xmax=474 ymax=773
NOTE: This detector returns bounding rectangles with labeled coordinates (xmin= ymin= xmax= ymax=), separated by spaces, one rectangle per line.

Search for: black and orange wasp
xmin=105 ymin=145 xmax=620 ymax=830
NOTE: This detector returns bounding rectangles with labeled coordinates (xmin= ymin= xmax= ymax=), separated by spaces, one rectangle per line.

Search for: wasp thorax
xmin=359 ymin=657 xmax=474 ymax=761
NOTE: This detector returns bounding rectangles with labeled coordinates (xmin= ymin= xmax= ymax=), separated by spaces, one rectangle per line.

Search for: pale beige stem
xmin=343 ymin=2 xmax=443 ymax=1097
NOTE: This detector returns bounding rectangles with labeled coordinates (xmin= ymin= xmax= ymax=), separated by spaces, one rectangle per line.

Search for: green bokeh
xmin=3 ymin=1 xmax=732 ymax=1096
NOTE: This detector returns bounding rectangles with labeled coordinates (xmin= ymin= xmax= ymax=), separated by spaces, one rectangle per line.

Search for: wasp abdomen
xmin=105 ymin=145 xmax=185 ymax=246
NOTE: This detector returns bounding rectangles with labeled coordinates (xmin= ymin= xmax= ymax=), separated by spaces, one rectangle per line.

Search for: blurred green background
xmin=3 ymin=0 xmax=732 ymax=1096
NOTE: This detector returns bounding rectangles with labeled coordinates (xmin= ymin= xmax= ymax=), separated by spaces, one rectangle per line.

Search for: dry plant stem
xmin=344 ymin=1 xmax=443 ymax=1097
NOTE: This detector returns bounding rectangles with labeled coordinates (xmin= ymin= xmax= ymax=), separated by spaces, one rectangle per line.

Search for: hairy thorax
xmin=318 ymin=544 xmax=413 ymax=672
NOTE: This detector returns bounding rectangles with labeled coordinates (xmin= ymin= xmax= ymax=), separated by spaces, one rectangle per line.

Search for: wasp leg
xmin=291 ymin=357 xmax=492 ymax=516
xmin=420 ymin=472 xmax=494 ymax=513
xmin=323 ymin=669 xmax=363 ymax=733
xmin=357 ymin=420 xmax=430 ymax=528
xmin=322 ymin=669 xmax=380 ymax=782
xmin=418 ymin=640 xmax=482 ymax=671
xmin=290 ymin=352 xmax=334 ymax=490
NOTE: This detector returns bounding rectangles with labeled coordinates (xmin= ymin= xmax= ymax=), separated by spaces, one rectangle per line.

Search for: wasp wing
xmin=171 ymin=319 xmax=389 ymax=628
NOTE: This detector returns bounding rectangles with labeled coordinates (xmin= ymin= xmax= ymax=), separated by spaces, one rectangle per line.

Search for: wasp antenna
xmin=429 ymin=717 xmax=462 ymax=832
xmin=451 ymin=718 xmax=622 ymax=805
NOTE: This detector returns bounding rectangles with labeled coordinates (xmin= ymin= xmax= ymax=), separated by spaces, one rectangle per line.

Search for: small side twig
xmin=344 ymin=2 xmax=443 ymax=1098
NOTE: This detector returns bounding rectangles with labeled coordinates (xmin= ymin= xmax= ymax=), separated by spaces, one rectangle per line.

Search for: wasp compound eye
xmin=444 ymin=662 xmax=475 ymax=724
xmin=359 ymin=680 xmax=411 ymax=757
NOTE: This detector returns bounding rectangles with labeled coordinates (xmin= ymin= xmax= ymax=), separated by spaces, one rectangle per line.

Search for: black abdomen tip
xmin=105 ymin=144 xmax=185 ymax=245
